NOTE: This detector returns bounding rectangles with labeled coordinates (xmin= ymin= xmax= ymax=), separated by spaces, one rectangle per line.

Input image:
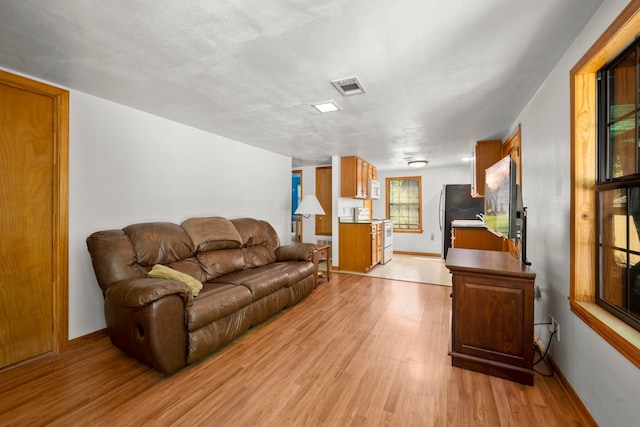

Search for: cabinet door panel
xmin=453 ymin=274 xmax=533 ymax=368
xmin=472 ymin=140 xmax=502 ymax=197
xmin=315 ymin=166 xmax=332 ymax=235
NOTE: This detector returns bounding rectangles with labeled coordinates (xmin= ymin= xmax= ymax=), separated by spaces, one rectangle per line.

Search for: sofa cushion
xmin=186 ymin=283 xmax=252 ymax=331
xmin=148 ymin=264 xmax=203 ymax=296
xmin=197 ymin=248 xmax=245 ymax=280
xmin=124 ymin=222 xmax=194 ymax=266
xmin=241 ymin=245 xmax=276 ymax=268
xmin=209 ymin=261 xmax=315 ymax=300
xmin=278 ymin=260 xmax=316 ymax=284
xmin=230 ymin=218 xmax=272 ymax=247
xmin=181 ymin=217 xmax=243 ymax=252
xmin=162 ymin=257 xmax=207 ymax=283
xmin=86 ymin=229 xmax=148 ymax=291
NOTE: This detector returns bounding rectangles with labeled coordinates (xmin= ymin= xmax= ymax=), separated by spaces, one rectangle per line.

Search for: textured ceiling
xmin=0 ymin=0 xmax=603 ymax=170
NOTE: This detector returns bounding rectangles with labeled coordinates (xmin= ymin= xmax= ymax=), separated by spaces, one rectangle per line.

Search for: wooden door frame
xmin=1 ymin=70 xmax=69 ymax=354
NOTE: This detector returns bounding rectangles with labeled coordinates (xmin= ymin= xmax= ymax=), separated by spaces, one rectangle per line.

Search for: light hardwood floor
xmin=0 ymin=273 xmax=587 ymax=426
xmin=336 ymin=254 xmax=452 ymax=286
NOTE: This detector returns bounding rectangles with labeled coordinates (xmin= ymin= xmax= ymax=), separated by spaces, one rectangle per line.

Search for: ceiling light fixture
xmin=408 ymin=160 xmax=428 ymax=168
xmin=311 ymin=101 xmax=340 ymax=113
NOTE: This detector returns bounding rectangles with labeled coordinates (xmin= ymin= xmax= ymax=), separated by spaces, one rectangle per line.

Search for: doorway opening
xmin=292 ymin=170 xmax=302 ymax=243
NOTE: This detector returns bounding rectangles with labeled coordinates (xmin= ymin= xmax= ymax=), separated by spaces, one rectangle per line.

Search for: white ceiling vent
xmin=331 ymin=77 xmax=366 ymax=96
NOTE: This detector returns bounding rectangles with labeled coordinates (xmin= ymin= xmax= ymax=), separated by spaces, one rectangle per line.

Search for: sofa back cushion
xmin=87 ymin=217 xmax=283 ymax=289
xmin=181 ymin=217 xmax=243 ymax=252
xmin=181 ymin=217 xmax=245 ymax=280
xmin=86 ymin=229 xmax=148 ymax=292
xmin=196 ymin=248 xmax=245 ymax=279
xmin=124 ymin=222 xmax=194 ymax=266
xmin=231 ymin=218 xmax=279 ymax=268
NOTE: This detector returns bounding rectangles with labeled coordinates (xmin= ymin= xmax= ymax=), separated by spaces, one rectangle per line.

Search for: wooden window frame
xmin=571 ymin=0 xmax=640 ymax=368
xmin=385 ymin=176 xmax=423 ymax=233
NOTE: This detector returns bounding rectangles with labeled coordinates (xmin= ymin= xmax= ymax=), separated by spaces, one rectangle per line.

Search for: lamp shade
xmin=295 ymin=195 xmax=325 ymax=216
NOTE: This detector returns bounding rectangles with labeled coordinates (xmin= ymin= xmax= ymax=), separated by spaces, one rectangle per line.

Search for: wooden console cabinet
xmin=445 ymin=248 xmax=536 ymax=385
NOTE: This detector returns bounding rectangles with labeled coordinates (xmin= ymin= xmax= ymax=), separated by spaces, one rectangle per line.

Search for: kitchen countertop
xmin=451 ymin=219 xmax=486 ymax=228
xmin=339 ymin=217 xmax=384 ymax=224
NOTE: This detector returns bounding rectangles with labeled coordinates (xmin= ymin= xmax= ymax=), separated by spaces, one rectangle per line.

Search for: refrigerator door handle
xmin=438 ymin=188 xmax=444 ymax=231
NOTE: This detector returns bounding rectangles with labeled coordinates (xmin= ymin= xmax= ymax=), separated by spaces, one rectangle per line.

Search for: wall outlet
xmin=549 ymin=315 xmax=560 ymax=342
xmin=553 ymin=318 xmax=560 ymax=342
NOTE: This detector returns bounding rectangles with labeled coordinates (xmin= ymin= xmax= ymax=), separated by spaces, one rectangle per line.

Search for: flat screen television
xmin=484 ymin=155 xmax=517 ymax=239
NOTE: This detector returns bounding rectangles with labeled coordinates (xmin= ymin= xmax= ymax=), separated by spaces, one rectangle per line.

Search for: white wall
xmin=66 ymin=91 xmax=292 ymax=339
xmin=375 ymin=165 xmax=470 ymax=255
xmin=513 ymin=0 xmax=640 ymax=424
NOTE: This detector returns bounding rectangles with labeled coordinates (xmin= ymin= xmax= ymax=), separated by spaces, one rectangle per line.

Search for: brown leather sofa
xmin=86 ymin=216 xmax=317 ymax=374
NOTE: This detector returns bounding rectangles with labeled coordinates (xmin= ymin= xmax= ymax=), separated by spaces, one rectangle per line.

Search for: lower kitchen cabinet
xmin=339 ymin=222 xmax=381 ymax=273
xmin=452 ymin=226 xmax=508 ymax=251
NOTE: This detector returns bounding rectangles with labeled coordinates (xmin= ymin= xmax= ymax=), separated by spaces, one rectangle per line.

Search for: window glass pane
xmin=599 ymin=188 xmax=628 ymax=311
xmin=387 ymin=178 xmax=421 ymax=230
xmin=599 ymin=187 xmax=640 ymax=325
xmin=629 ymin=188 xmax=640 ymax=320
xmin=606 ymin=49 xmax=638 ymax=179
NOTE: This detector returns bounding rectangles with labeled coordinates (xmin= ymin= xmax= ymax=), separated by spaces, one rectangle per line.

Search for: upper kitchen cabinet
xmin=471 ymin=140 xmax=503 ymax=198
xmin=341 ymin=156 xmax=377 ymax=199
xmin=502 ymin=125 xmax=522 ymax=187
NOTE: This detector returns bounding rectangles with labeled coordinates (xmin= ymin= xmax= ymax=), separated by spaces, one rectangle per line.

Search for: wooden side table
xmin=313 ymin=244 xmax=331 ymax=283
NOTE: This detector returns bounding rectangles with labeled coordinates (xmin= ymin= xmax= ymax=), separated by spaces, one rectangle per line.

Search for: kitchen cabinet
xmin=446 ymin=248 xmax=536 ymax=385
xmin=361 ymin=158 xmax=369 ymax=199
xmin=339 ymin=221 xmax=381 ymax=272
xmin=471 ymin=140 xmax=502 ymax=197
xmin=452 ymin=226 xmax=508 ymax=251
xmin=341 ymin=156 xmax=376 ymax=199
xmin=368 ymin=163 xmax=377 ymax=180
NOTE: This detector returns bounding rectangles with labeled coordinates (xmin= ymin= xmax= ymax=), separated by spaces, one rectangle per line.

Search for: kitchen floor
xmin=328 ymin=253 xmax=452 ymax=286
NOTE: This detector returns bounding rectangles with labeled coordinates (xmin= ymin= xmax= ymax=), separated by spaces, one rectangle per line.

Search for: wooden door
xmin=0 ymin=71 xmax=68 ymax=368
xmin=315 ymin=166 xmax=332 ymax=235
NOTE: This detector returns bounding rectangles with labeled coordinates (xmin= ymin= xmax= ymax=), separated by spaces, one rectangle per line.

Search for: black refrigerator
xmin=439 ymin=184 xmax=484 ymax=258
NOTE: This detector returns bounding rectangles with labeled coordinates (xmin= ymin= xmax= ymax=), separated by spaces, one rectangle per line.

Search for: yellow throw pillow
xmin=148 ymin=264 xmax=203 ymax=296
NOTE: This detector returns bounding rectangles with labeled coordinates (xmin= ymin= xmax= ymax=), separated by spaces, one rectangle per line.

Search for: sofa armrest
xmin=276 ymin=243 xmax=316 ymax=262
xmin=105 ymin=278 xmax=192 ymax=308
xmin=104 ymin=293 xmax=187 ymax=373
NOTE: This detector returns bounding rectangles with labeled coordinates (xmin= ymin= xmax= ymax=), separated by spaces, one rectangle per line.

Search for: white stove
xmin=380 ymin=219 xmax=393 ymax=264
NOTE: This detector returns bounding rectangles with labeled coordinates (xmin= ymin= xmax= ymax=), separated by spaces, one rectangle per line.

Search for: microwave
xmin=369 ymin=179 xmax=381 ymax=199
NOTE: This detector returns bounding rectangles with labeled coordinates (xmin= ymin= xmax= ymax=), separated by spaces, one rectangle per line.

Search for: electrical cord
xmin=533 ymin=330 xmax=556 ymax=377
